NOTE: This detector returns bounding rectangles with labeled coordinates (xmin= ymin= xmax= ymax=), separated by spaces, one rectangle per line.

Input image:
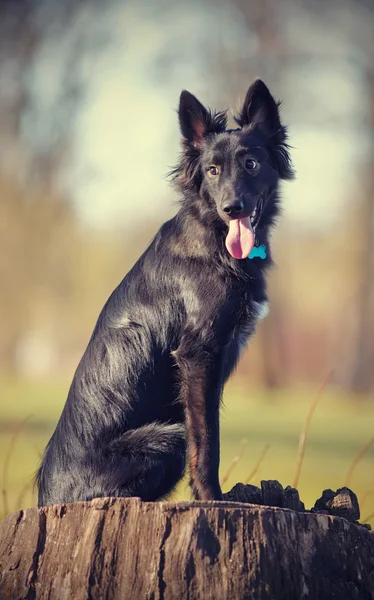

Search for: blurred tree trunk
xmin=222 ymin=0 xmax=289 ymax=389
xmin=257 ymin=302 xmax=291 ymax=390
xmin=349 ymin=72 xmax=374 ymax=394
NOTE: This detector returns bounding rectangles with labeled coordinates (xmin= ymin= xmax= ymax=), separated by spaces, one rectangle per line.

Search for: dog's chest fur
xmin=237 ymin=299 xmax=269 ymax=352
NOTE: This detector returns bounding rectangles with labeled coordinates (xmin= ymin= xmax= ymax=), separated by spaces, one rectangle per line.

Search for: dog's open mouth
xmin=249 ymin=195 xmax=264 ymax=231
xmin=225 ymin=196 xmax=264 ymax=260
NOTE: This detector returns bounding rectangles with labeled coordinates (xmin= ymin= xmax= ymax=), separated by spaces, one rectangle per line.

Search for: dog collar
xmin=248 ymin=244 xmax=267 ymax=260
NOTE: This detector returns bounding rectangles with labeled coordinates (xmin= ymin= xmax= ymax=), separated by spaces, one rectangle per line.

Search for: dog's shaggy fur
xmin=37 ymin=79 xmax=293 ymax=506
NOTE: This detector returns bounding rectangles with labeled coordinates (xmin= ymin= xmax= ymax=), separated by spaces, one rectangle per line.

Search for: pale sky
xmin=23 ymin=0 xmax=371 ymax=233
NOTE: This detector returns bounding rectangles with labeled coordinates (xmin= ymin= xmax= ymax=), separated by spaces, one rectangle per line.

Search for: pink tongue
xmin=225 ymin=217 xmax=255 ymax=259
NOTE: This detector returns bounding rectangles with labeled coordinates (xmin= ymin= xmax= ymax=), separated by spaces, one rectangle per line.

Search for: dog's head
xmin=173 ymin=79 xmax=294 ymax=259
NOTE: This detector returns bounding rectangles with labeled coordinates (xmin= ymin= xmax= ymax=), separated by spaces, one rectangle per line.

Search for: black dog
xmin=37 ymin=79 xmax=293 ymax=506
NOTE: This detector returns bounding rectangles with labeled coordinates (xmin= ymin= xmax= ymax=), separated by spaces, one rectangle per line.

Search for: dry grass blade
xmin=244 ymin=443 xmax=270 ymax=484
xmin=359 ymin=490 xmax=374 ymax=513
xmin=1 ymin=414 xmax=33 ymax=516
xmin=363 ymin=510 xmax=374 ymax=524
xmin=344 ymin=435 xmax=374 ymax=488
xmin=25 ymin=436 xmax=43 ymax=461
xmin=292 ymin=371 xmax=332 ymax=489
xmin=15 ymin=479 xmax=34 ymax=512
xmin=220 ymin=439 xmax=247 ymax=487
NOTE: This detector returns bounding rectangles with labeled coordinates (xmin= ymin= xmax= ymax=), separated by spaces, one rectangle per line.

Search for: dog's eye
xmin=245 ymin=158 xmax=258 ymax=171
xmin=208 ymin=165 xmax=220 ymax=177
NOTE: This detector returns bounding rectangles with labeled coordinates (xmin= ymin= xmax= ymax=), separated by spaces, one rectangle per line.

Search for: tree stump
xmin=0 ymin=496 xmax=373 ymax=600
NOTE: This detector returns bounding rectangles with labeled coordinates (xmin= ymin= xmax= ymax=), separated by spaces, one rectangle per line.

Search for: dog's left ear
xmin=178 ymin=91 xmax=210 ymax=148
xmin=178 ymin=91 xmax=227 ymax=148
xmin=235 ymin=79 xmax=282 ymax=135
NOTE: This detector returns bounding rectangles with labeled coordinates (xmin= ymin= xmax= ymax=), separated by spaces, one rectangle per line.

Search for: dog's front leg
xmin=175 ymin=347 xmax=223 ymax=501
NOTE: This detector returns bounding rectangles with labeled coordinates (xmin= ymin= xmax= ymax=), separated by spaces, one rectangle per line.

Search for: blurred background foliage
xmin=0 ymin=0 xmax=373 ymax=522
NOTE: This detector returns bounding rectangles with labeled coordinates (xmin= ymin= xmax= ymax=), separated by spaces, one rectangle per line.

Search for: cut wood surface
xmin=1 ymin=494 xmax=373 ymax=600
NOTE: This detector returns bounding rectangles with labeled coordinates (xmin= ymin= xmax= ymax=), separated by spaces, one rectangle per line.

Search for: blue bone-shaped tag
xmin=248 ymin=245 xmax=267 ymax=260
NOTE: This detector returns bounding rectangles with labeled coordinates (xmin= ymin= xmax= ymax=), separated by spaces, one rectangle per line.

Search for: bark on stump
xmin=0 ymin=497 xmax=373 ymax=600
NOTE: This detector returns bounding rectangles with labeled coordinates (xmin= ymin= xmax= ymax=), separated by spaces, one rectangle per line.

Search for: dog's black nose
xmin=223 ymin=201 xmax=244 ymax=217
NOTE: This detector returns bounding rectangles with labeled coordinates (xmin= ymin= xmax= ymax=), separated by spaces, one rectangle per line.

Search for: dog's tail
xmin=109 ymin=421 xmax=185 ymax=457
xmin=106 ymin=422 xmax=186 ymax=495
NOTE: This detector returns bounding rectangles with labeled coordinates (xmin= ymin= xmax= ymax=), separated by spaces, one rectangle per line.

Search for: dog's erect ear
xmin=178 ymin=91 xmax=210 ymax=148
xmin=171 ymin=92 xmax=227 ymax=191
xmin=236 ymin=79 xmax=294 ymax=180
xmin=235 ymin=79 xmax=281 ymax=133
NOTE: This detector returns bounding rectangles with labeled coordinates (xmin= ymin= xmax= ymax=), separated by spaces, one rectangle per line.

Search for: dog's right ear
xmin=178 ymin=91 xmax=210 ymax=148
xmin=235 ymin=79 xmax=282 ymax=135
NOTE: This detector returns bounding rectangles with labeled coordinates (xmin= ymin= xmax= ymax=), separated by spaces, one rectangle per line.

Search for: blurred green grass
xmin=1 ymin=377 xmax=373 ymax=526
